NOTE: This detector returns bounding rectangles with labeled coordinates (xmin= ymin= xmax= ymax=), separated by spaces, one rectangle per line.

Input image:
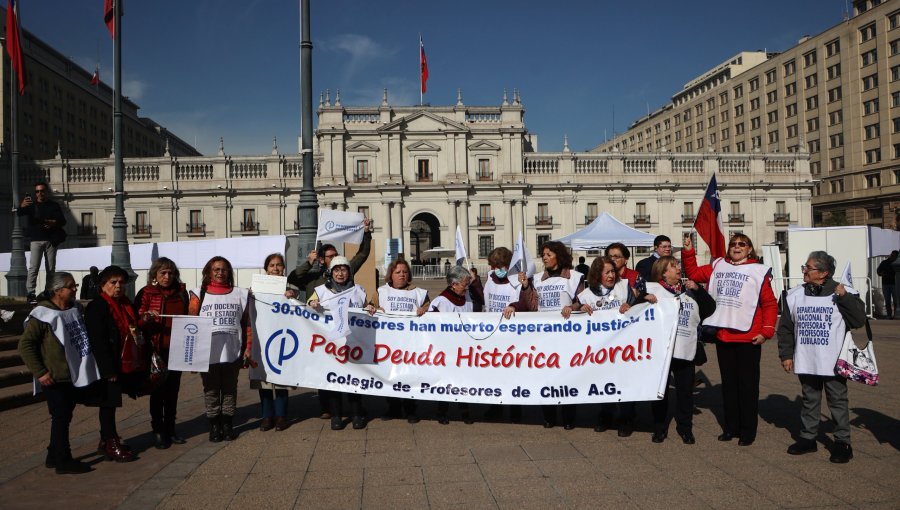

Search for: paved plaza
xmin=0 ymin=321 xmax=897 ymax=509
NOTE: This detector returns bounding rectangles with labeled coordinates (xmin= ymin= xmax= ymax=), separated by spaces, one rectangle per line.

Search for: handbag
xmin=834 ymin=320 xmax=878 ymax=386
xmin=137 ymin=349 xmax=169 ymax=396
xmin=120 ymin=325 xmax=149 ymax=374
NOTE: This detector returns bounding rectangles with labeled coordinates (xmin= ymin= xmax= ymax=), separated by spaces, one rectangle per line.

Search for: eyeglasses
xmin=64 ymin=283 xmax=78 ymax=290
xmin=800 ymin=265 xmax=821 ymax=273
xmin=729 ymin=241 xmax=749 ymax=248
xmin=34 ymin=189 xmax=47 ymax=194
xmin=608 ymin=254 xmax=624 ymax=259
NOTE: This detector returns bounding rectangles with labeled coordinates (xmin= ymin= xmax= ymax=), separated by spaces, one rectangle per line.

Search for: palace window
xmin=478 ymin=235 xmax=494 ymax=258
xmin=354 ymin=159 xmax=370 ymax=182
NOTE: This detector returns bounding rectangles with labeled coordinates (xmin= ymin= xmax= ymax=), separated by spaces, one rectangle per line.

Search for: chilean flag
xmin=104 ymin=0 xmax=115 ymax=39
xmin=6 ymin=0 xmax=26 ymax=95
xmin=90 ymin=66 xmax=100 ymax=86
xmin=419 ymin=36 xmax=428 ymax=94
xmin=694 ymin=173 xmax=726 ymax=259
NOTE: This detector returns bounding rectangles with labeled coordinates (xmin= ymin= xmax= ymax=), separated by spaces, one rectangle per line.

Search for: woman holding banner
xmin=189 ymin=256 xmax=252 ymax=442
xmin=309 ymin=256 xmax=370 ymax=430
xmin=367 ymin=257 xmax=429 ymax=423
xmin=135 ymin=257 xmax=189 ymax=449
xmin=429 ymin=265 xmax=476 ymax=424
xmin=84 ymin=266 xmax=140 ymax=462
xmin=251 ymin=253 xmax=297 ymax=432
xmin=532 ymin=241 xmax=584 ymax=430
xmin=576 ymin=255 xmax=640 ymax=434
xmin=683 ymin=234 xmax=777 ymax=446
xmin=646 ymin=256 xmax=716 ymax=444
xmin=19 ymin=272 xmax=95 ymax=474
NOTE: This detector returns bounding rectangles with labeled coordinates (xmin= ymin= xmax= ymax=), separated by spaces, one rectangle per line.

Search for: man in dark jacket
xmin=17 ymin=182 xmax=67 ymax=303
xmin=635 ymin=235 xmax=672 ymax=281
xmin=80 ymin=266 xmax=101 ymax=300
xmin=288 ymin=218 xmax=372 ymax=299
xmin=876 ymin=250 xmax=897 ymax=318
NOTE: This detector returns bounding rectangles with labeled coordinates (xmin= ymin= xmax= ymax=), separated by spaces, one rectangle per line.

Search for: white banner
xmin=454 ymin=225 xmax=468 ymax=266
xmin=316 ymin=209 xmax=365 ymax=245
xmin=510 ymin=230 xmax=536 ymax=278
xmin=168 ymin=316 xmax=213 ymax=372
xmin=250 ymin=293 xmax=679 ymax=404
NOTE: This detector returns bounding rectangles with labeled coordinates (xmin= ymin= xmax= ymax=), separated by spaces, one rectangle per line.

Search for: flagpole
xmin=419 ymin=34 xmax=423 ymax=106
xmin=4 ymin=0 xmax=27 ymax=296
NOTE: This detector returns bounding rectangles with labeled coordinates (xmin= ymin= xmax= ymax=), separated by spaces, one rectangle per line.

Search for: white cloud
xmin=123 ymin=79 xmax=147 ymax=100
xmin=321 ymin=34 xmax=395 ymax=83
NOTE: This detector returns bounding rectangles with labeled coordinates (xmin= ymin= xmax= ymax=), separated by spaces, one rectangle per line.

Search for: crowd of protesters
xmin=17 ymin=215 xmax=870 ymax=474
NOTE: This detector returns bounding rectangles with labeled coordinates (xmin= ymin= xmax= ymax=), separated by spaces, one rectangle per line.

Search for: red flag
xmin=419 ymin=36 xmax=428 ymax=94
xmin=104 ymin=0 xmax=115 ymax=39
xmin=5 ymin=0 xmax=25 ymax=95
xmin=693 ymin=173 xmax=726 ymax=259
xmin=90 ymin=67 xmax=99 ymax=86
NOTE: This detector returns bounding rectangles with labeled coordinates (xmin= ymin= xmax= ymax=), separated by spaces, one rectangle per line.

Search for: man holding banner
xmin=289 ymin=213 xmax=372 ymax=298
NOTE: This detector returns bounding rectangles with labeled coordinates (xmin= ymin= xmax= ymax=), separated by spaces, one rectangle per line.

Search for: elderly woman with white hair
xmin=428 ymin=265 xmax=477 ymax=424
xmin=777 ymin=250 xmax=866 ymax=463
xmin=19 ymin=272 xmax=97 ymax=474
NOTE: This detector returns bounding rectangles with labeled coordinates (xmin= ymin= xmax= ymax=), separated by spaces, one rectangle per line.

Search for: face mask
xmin=494 ymin=268 xmax=508 ymax=279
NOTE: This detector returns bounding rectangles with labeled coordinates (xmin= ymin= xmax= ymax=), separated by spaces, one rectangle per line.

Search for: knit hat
xmin=329 ymin=256 xmax=351 ymax=270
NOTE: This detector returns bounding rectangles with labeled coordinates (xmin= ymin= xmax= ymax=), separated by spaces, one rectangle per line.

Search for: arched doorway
xmin=410 ymin=212 xmax=441 ymax=265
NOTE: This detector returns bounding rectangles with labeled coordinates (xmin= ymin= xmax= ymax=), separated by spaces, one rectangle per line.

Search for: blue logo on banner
xmin=265 ymin=329 xmax=300 ymax=375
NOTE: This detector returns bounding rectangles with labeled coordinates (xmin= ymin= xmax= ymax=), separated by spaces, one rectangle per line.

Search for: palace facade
xmin=3 ymin=90 xmax=813 ymax=268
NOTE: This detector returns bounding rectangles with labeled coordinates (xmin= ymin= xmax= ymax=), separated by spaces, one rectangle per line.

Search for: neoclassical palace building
xmin=3 ymin=90 xmax=813 ymax=267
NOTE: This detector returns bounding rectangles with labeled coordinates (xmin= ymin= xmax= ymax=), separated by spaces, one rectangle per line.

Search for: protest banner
xmin=250 ymin=293 xmax=679 ymax=404
xmin=316 ymin=209 xmax=365 ymax=245
xmin=168 ymin=316 xmax=213 ymax=372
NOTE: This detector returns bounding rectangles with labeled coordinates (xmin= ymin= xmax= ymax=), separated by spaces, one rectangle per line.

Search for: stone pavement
xmin=0 ymin=322 xmax=897 ymax=510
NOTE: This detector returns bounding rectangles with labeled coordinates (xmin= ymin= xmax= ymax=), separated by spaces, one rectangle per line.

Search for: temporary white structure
xmin=787 ymin=225 xmax=900 ymax=315
xmin=555 ymin=212 xmax=658 ymax=250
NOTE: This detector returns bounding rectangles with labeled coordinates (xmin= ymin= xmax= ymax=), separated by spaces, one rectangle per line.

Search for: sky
xmin=24 ymin=0 xmax=847 ymax=156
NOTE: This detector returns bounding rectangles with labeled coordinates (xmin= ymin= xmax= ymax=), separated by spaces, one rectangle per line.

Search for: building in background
xmin=593 ymin=0 xmax=900 ymax=231
xmin=4 ymin=92 xmax=813 ymax=268
xmin=1 ymin=5 xmax=200 ymax=161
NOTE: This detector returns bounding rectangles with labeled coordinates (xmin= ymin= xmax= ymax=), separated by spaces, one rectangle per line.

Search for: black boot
xmin=153 ymin=431 xmax=171 ymax=449
xmin=166 ymin=424 xmax=186 ymax=445
xmin=209 ymin=416 xmax=223 ymax=443
xmin=55 ymin=448 xmax=92 ymax=474
xmin=222 ymin=415 xmax=237 ymax=441
xmin=45 ymin=446 xmax=56 ymax=469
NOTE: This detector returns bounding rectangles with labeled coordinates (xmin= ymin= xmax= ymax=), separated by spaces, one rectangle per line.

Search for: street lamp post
xmin=2 ymin=35 xmax=27 ymax=296
xmin=297 ymin=0 xmax=318 ymax=299
xmin=109 ymin=0 xmax=136 ymax=296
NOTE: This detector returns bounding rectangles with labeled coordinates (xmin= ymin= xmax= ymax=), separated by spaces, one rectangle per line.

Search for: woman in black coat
xmin=84 ymin=265 xmax=141 ymax=462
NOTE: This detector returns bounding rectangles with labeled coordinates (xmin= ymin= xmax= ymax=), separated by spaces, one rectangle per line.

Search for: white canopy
xmin=555 ymin=212 xmax=658 ymax=250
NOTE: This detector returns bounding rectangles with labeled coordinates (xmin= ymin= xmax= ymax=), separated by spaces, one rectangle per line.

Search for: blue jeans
xmin=27 ymin=240 xmax=57 ymax=294
xmin=259 ymin=389 xmax=289 ymax=418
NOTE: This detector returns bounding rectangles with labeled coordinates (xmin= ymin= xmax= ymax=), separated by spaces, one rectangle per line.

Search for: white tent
xmin=555 ymin=212 xmax=658 ymax=250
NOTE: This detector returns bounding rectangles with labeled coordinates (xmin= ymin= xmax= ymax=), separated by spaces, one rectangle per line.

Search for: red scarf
xmin=206 ymin=281 xmax=232 ymax=294
xmin=438 ymin=287 xmax=467 ymax=306
xmin=658 ymin=279 xmax=682 ymax=295
xmin=100 ymin=292 xmax=136 ymax=340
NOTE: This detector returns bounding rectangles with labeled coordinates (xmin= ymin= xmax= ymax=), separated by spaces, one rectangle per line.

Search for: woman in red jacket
xmin=682 ymin=233 xmax=777 ymax=446
xmin=135 ymin=257 xmax=189 ymax=449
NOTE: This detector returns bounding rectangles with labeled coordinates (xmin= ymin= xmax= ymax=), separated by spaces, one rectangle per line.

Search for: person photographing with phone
xmin=17 ymin=182 xmax=67 ymax=304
